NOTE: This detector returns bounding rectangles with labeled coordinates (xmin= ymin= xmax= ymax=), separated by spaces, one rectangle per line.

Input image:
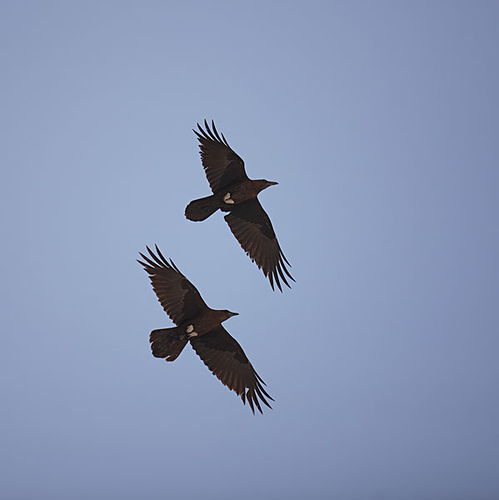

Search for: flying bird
xmin=138 ymin=245 xmax=273 ymax=414
xmin=185 ymin=120 xmax=294 ymax=292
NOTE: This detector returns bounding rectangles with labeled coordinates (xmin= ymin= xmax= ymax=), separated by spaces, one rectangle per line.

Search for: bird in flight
xmin=138 ymin=245 xmax=273 ymax=414
xmin=185 ymin=120 xmax=294 ymax=292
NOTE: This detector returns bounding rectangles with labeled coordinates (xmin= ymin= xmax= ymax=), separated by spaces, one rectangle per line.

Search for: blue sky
xmin=1 ymin=2 xmax=498 ymax=499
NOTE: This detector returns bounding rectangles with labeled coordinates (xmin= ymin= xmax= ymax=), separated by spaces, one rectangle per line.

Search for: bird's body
xmin=177 ymin=309 xmax=237 ymax=339
xmin=138 ymin=245 xmax=273 ymax=414
xmin=185 ymin=120 xmax=294 ymax=291
xmin=185 ymin=179 xmax=275 ymax=217
xmin=221 ymin=179 xmax=277 ymax=206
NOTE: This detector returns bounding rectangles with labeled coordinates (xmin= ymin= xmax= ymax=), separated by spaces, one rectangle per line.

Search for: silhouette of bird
xmin=185 ymin=120 xmax=294 ymax=292
xmin=138 ymin=245 xmax=273 ymax=414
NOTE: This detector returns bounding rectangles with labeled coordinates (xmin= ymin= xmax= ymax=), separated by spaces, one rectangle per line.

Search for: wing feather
xmin=194 ymin=120 xmax=248 ymax=193
xmin=190 ymin=326 xmax=273 ymax=414
xmin=224 ymin=199 xmax=294 ymax=291
xmin=138 ymin=246 xmax=209 ymax=325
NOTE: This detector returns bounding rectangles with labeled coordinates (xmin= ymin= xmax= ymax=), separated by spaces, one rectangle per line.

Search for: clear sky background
xmin=1 ymin=2 xmax=498 ymax=499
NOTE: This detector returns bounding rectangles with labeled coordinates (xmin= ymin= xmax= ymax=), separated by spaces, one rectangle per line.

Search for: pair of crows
xmin=138 ymin=121 xmax=293 ymax=414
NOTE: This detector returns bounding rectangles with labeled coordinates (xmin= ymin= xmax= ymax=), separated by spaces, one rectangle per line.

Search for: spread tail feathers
xmin=149 ymin=328 xmax=188 ymax=362
xmin=185 ymin=195 xmax=219 ymax=221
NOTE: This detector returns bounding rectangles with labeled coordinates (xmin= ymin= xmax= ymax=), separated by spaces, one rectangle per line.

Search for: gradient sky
xmin=1 ymin=2 xmax=498 ymax=499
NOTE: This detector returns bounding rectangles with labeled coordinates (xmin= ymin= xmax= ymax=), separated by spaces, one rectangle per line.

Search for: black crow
xmin=185 ymin=120 xmax=294 ymax=292
xmin=138 ymin=245 xmax=273 ymax=414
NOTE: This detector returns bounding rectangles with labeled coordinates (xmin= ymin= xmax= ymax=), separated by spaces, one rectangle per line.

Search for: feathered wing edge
xmin=193 ymin=119 xmax=232 ymax=148
xmin=265 ymin=242 xmax=294 ymax=292
xmin=137 ymin=245 xmax=183 ymax=277
xmin=241 ymin=370 xmax=274 ymax=415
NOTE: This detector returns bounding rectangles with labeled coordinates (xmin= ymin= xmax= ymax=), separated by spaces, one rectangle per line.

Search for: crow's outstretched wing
xmin=194 ymin=120 xmax=248 ymax=193
xmin=190 ymin=326 xmax=273 ymax=414
xmin=224 ymin=199 xmax=294 ymax=291
xmin=138 ymin=246 xmax=209 ymax=325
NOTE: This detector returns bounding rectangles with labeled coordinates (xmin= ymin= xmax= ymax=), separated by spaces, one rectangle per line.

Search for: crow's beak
xmin=268 ymin=181 xmax=279 ymax=186
xmin=229 ymin=311 xmax=239 ymax=317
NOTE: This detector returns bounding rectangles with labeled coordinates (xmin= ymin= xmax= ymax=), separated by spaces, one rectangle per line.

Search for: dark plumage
xmin=185 ymin=120 xmax=294 ymax=292
xmin=138 ymin=245 xmax=273 ymax=414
